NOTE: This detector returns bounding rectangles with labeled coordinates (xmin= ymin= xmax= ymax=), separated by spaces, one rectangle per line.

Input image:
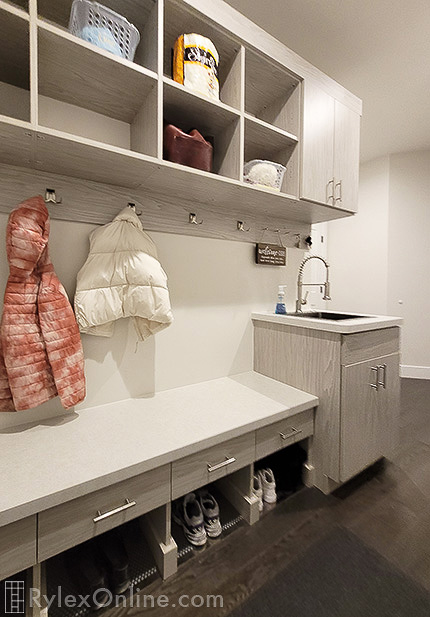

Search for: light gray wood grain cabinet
xmin=301 ymin=81 xmax=360 ymax=212
xmin=253 ymin=322 xmax=400 ymax=493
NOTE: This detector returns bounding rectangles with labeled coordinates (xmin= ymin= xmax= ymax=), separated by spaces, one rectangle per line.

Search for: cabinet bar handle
xmin=279 ymin=427 xmax=302 ymax=440
xmin=327 ymin=178 xmax=335 ymax=203
xmin=378 ymin=364 xmax=387 ymax=389
xmin=335 ymin=180 xmax=343 ymax=202
xmin=207 ymin=456 xmax=236 ymax=473
xmin=93 ymin=498 xmax=136 ymax=523
xmin=369 ymin=366 xmax=379 ymax=390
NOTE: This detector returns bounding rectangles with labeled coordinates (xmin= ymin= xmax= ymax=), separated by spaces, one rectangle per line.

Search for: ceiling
xmin=225 ymin=0 xmax=430 ymax=162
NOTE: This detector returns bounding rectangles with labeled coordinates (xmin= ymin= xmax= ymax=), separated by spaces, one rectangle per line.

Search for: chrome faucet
xmin=296 ymin=255 xmax=331 ymax=313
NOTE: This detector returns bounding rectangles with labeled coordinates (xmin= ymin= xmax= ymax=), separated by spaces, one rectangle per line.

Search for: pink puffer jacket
xmin=0 ymin=196 xmax=86 ymax=412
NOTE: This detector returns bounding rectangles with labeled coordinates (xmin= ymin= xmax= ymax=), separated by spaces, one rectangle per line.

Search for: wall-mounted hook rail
xmin=189 ymin=213 xmax=203 ymax=225
xmin=128 ymin=202 xmax=142 ymax=216
xmin=237 ymin=221 xmax=250 ymax=232
xmin=44 ymin=188 xmax=62 ymax=204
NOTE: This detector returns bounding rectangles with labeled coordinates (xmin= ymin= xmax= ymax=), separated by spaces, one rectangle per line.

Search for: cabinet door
xmin=334 ymin=100 xmax=361 ymax=212
xmin=340 ymin=354 xmax=399 ymax=482
xmin=300 ymin=81 xmax=334 ymax=205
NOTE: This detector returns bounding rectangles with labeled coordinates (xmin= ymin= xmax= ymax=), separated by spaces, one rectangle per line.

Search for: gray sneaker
xmin=197 ymin=490 xmax=222 ymax=538
xmin=173 ymin=493 xmax=207 ymax=546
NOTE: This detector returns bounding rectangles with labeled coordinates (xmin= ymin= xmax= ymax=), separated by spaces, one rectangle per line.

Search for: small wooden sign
xmin=256 ymin=243 xmax=287 ymax=266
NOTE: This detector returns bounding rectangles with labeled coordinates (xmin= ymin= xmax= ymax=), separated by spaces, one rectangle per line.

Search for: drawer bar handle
xmin=279 ymin=427 xmax=302 ymax=440
xmin=93 ymin=499 xmax=136 ymax=523
xmin=207 ymin=456 xmax=236 ymax=473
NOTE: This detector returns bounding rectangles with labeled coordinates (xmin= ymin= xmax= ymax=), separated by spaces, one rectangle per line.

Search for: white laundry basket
xmin=243 ymin=159 xmax=286 ymax=191
xmin=69 ymin=0 xmax=140 ymax=61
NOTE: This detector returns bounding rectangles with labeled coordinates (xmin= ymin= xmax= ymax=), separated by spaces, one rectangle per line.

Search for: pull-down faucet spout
xmin=296 ymin=255 xmax=331 ymax=313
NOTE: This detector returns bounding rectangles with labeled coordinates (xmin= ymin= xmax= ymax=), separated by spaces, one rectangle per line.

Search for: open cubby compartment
xmin=0 ymin=5 xmax=30 ymax=122
xmin=171 ymin=480 xmax=250 ymax=566
xmin=244 ymin=115 xmax=299 ymax=196
xmin=36 ymin=0 xmax=159 ymax=72
xmin=1 ymin=568 xmax=31 ymax=616
xmin=255 ymin=441 xmax=309 ymax=518
xmin=163 ymin=0 xmax=243 ymax=110
xmin=245 ymin=47 xmax=301 ymax=135
xmin=37 ymin=21 xmax=158 ymax=156
xmin=41 ymin=510 xmax=175 ymax=617
xmin=163 ymin=77 xmax=241 ymax=179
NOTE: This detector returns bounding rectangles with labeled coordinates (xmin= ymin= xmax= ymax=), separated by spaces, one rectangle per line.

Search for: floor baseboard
xmin=400 ymin=365 xmax=430 ymax=379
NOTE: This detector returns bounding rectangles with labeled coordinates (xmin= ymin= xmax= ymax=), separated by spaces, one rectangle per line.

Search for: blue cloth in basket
xmin=78 ymin=26 xmax=124 ymax=58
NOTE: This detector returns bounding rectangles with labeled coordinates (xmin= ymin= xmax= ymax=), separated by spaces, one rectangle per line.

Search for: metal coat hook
xmin=44 ymin=188 xmax=62 ymax=204
xmin=128 ymin=202 xmax=142 ymax=216
xmin=237 ymin=221 xmax=250 ymax=232
xmin=189 ymin=213 xmax=203 ymax=225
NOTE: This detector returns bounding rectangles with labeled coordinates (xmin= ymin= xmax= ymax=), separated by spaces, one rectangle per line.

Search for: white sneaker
xmin=253 ymin=474 xmax=264 ymax=511
xmin=259 ymin=468 xmax=277 ymax=504
xmin=197 ymin=490 xmax=222 ymax=538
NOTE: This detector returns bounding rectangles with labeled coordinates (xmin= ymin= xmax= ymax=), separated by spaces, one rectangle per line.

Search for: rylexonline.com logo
xmin=29 ymin=586 xmax=224 ymax=611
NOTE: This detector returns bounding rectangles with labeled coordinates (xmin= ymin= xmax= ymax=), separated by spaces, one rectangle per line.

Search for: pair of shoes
xmin=253 ymin=469 xmax=277 ymax=511
xmin=173 ymin=490 xmax=222 ymax=547
xmin=97 ymin=529 xmax=130 ymax=595
xmin=66 ymin=530 xmax=130 ymax=610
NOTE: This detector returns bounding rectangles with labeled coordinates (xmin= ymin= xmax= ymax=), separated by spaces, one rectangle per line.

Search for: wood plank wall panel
xmin=254 ymin=321 xmax=342 ymax=486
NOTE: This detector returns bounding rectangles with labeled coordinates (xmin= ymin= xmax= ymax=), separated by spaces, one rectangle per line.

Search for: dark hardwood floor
xmin=115 ymin=378 xmax=430 ymax=616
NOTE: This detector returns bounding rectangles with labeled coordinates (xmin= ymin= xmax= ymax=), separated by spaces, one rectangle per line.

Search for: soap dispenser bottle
xmin=275 ymin=285 xmax=287 ymax=315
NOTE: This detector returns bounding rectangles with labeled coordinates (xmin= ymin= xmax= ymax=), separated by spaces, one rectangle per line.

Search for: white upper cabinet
xmin=301 ymin=81 xmax=361 ymax=212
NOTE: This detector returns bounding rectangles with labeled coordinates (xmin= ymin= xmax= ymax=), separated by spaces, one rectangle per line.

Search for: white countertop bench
xmin=0 ymin=371 xmax=318 ymax=527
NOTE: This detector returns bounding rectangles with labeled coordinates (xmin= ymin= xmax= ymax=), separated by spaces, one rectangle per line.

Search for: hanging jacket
xmin=0 ymin=196 xmax=86 ymax=412
xmin=74 ymin=207 xmax=173 ymax=340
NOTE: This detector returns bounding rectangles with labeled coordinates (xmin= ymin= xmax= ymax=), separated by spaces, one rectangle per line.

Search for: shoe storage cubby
xmin=171 ymin=484 xmax=245 ymax=566
xmin=0 ymin=5 xmax=30 ymax=123
xmin=44 ymin=518 xmax=160 ymax=617
xmin=255 ymin=442 xmax=310 ymax=518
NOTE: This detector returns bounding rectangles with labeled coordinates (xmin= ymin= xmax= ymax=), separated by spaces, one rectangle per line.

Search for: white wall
xmin=327 ymin=156 xmax=390 ymax=315
xmin=0 ymin=212 xmax=305 ymax=428
xmin=327 ymin=149 xmax=430 ymax=377
xmin=387 ymin=150 xmax=430 ymax=374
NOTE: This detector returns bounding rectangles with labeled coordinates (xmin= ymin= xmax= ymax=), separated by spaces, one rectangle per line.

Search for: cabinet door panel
xmin=334 ymin=100 xmax=360 ymax=212
xmin=340 ymin=354 xmax=399 ymax=482
xmin=300 ymin=81 xmax=334 ymax=205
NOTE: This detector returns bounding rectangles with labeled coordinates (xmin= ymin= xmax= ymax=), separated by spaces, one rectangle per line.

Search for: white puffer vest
xmin=74 ymin=208 xmax=173 ymax=340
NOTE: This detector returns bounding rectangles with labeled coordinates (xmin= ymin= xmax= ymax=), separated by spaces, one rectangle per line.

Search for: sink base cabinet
xmin=340 ymin=353 xmax=400 ymax=482
xmin=253 ymin=321 xmax=400 ymax=493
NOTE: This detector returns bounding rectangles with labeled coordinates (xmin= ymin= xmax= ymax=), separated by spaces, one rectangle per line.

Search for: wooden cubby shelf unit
xmin=0 ymin=0 xmax=359 ymax=243
xmin=0 ymin=4 xmax=30 ymax=122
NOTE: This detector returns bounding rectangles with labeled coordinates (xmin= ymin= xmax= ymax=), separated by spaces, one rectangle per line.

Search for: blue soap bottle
xmin=275 ymin=285 xmax=287 ymax=314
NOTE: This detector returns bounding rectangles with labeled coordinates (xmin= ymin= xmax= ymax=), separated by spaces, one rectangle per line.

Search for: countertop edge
xmin=251 ymin=312 xmax=403 ymax=333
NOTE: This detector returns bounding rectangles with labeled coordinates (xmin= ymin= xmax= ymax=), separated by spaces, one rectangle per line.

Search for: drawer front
xmin=341 ymin=327 xmax=400 ymax=366
xmin=172 ymin=433 xmax=255 ymax=500
xmin=256 ymin=409 xmax=314 ymax=461
xmin=0 ymin=516 xmax=37 ymax=580
xmin=38 ymin=465 xmax=170 ymax=561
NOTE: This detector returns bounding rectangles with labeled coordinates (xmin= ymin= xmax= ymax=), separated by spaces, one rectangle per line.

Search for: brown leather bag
xmin=163 ymin=124 xmax=213 ymax=172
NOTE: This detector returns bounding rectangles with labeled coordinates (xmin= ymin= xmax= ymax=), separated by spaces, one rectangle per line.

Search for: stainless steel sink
xmin=291 ymin=312 xmax=369 ymax=321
